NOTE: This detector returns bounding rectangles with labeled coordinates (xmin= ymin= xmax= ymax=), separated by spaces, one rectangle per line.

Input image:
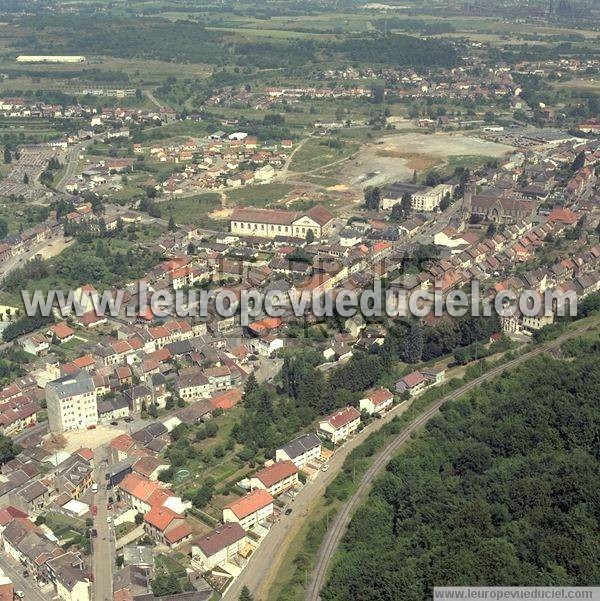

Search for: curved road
xmin=306 ymin=323 xmax=594 ymax=600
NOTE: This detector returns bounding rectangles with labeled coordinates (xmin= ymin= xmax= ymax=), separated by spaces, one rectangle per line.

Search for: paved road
xmin=0 ymin=553 xmax=48 ymax=601
xmin=14 ymin=422 xmax=48 ymax=446
xmin=0 ymin=237 xmax=65 ymax=283
xmin=91 ymin=447 xmax=115 ymax=601
xmin=221 ymin=383 xmax=424 ymax=601
xmin=306 ymin=323 xmax=595 ymax=600
xmin=145 ymin=90 xmax=164 ymax=110
xmin=55 ymin=134 xmax=104 ymax=193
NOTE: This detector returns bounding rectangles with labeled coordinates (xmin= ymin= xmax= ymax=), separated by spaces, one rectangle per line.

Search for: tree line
xmin=322 ymin=346 xmax=600 ymax=600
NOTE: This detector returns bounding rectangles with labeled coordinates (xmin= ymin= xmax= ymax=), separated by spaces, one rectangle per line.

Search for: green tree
xmin=151 ymin=572 xmax=183 ymax=597
xmin=168 ymin=215 xmax=177 ymax=231
xmin=3 ymin=147 xmax=11 ymax=164
xmin=305 ymin=229 xmax=315 ymax=244
xmin=244 ymin=373 xmax=258 ymax=398
xmin=371 ymin=84 xmax=385 ymax=104
xmin=0 ymin=435 xmax=21 ymax=465
xmin=571 ymin=150 xmax=585 ymax=172
xmin=239 ymin=586 xmax=254 ymax=601
xmin=0 ymin=218 xmax=8 ymax=239
xmin=364 ymin=186 xmax=381 ymax=211
xmin=402 ymin=323 xmax=424 ymax=363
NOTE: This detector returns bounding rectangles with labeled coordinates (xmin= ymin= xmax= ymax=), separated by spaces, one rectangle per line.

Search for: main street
xmin=223 ymin=320 xmax=596 ymax=601
xmin=91 ymin=447 xmax=114 ymax=601
xmin=0 ymin=553 xmax=47 ymax=601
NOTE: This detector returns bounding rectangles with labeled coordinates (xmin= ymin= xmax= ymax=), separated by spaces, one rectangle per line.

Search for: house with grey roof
xmin=275 ymin=433 xmax=322 ymax=469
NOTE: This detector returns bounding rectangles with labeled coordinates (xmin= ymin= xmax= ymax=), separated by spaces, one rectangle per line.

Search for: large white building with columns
xmin=230 ymin=205 xmax=334 ymax=240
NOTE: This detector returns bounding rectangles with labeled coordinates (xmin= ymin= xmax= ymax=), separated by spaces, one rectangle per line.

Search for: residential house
xmin=318 ymin=406 xmax=361 ymax=444
xmin=191 ymin=523 xmax=248 ymax=571
xmin=250 ymin=460 xmax=299 ymax=497
xmin=222 ymin=489 xmax=274 ymax=530
xmin=359 ymin=388 xmax=394 ymax=415
xmin=275 ymin=433 xmax=322 ymax=469
xmin=395 ymin=371 xmax=427 ymax=396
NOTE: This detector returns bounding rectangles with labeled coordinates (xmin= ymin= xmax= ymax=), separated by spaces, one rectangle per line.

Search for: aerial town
xmin=0 ymin=2 xmax=598 ymax=601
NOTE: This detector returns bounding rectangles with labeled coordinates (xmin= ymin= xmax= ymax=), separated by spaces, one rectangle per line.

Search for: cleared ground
xmin=342 ymin=131 xmax=515 ymax=188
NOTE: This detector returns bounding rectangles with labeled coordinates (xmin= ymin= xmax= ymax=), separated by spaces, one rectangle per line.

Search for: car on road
xmin=92 ymin=505 xmax=98 ymax=516
xmin=124 ymin=416 xmax=133 ymax=422
xmin=106 ymin=516 xmax=112 ymax=523
xmin=321 ymin=463 xmax=329 ymax=472
xmin=285 ymin=508 xmax=293 ymax=515
xmin=110 ymin=421 xmax=118 ymax=426
xmin=21 ymin=571 xmax=28 ymax=578
xmin=106 ymin=502 xmax=112 ymax=510
xmin=15 ymin=592 xmax=24 ymax=599
xmin=91 ymin=529 xmax=97 ymax=538
xmin=92 ymin=483 xmax=98 ymax=493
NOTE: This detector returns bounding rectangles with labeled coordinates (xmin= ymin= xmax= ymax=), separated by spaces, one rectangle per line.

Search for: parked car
xmin=321 ymin=463 xmax=329 ymax=472
xmin=110 ymin=421 xmax=118 ymax=426
xmin=92 ymin=505 xmax=98 ymax=516
xmin=285 ymin=508 xmax=293 ymax=515
xmin=15 ymin=592 xmax=24 ymax=599
xmin=123 ymin=416 xmax=133 ymax=422
xmin=91 ymin=529 xmax=97 ymax=538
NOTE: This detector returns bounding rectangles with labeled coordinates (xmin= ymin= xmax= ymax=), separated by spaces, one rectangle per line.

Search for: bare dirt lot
xmin=59 ymin=423 xmax=128 ymax=453
xmin=343 ymin=131 xmax=515 ymax=188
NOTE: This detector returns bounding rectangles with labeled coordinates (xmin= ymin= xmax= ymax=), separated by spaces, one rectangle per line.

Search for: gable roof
xmin=322 ymin=406 xmax=360 ymax=429
xmin=365 ymin=387 xmax=393 ymax=406
xmin=193 ymin=522 xmax=246 ymax=557
xmin=253 ymin=460 xmax=298 ymax=488
xmin=279 ymin=432 xmax=321 ymax=459
xmin=224 ymin=489 xmax=273 ymax=520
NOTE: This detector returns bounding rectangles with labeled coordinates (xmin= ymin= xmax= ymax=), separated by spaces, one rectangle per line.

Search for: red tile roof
xmin=253 ymin=460 xmax=298 ymax=488
xmin=324 ymin=406 xmax=361 ymax=429
xmin=401 ymin=372 xmax=425 ymax=388
xmin=164 ymin=522 xmax=192 ymax=544
xmin=118 ymin=473 xmax=160 ymax=502
xmin=109 ymin=434 xmax=135 ymax=453
xmin=51 ymin=322 xmax=74 ymax=339
xmin=224 ymin=489 xmax=273 ymax=519
xmin=365 ymin=387 xmax=393 ymax=406
xmin=144 ymin=506 xmax=179 ymax=531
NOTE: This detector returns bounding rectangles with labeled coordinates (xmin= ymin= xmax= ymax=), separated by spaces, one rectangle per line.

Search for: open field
xmin=224 ymin=183 xmax=293 ymax=208
xmin=161 ymin=193 xmax=222 ymax=228
xmin=341 ymin=131 xmax=515 ymax=188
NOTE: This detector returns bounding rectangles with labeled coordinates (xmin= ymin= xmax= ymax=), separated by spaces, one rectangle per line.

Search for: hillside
xmin=322 ymin=336 xmax=600 ymax=601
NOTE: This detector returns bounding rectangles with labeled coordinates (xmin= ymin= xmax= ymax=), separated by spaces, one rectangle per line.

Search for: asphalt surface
xmin=306 ymin=323 xmax=594 ymax=601
xmin=221 ymin=383 xmax=422 ymax=601
xmin=91 ymin=447 xmax=115 ymax=601
xmin=0 ymin=553 xmax=48 ymax=601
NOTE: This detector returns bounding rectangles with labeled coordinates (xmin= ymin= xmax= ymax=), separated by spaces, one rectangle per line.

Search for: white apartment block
xmin=46 ymin=372 xmax=98 ymax=433
xmin=411 ymin=183 xmax=454 ymax=212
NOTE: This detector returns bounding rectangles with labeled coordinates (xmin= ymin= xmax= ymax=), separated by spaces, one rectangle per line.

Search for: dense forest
xmin=322 ymin=338 xmax=600 ymax=600
xmin=16 ymin=16 xmax=459 ymax=69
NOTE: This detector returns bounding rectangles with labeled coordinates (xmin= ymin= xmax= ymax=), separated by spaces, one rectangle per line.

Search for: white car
xmin=106 ymin=516 xmax=112 ymax=523
xmin=15 ymin=592 xmax=25 ymax=599
xmin=321 ymin=463 xmax=329 ymax=472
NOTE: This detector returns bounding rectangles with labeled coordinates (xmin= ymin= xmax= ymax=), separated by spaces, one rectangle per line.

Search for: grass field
xmin=224 ymin=183 xmax=293 ymax=208
xmin=161 ymin=192 xmax=222 ymax=227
